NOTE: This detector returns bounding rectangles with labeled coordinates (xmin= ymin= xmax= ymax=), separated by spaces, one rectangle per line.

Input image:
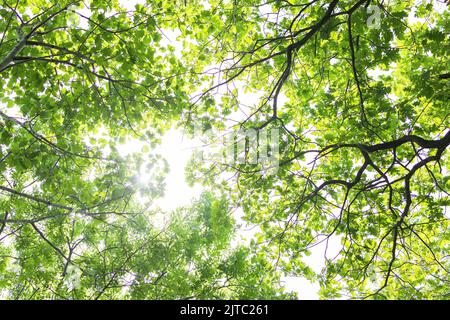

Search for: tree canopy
xmin=0 ymin=0 xmax=449 ymax=299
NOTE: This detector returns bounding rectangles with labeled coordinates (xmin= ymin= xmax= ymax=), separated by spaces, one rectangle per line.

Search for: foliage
xmin=0 ymin=0 xmax=289 ymax=299
xmin=0 ymin=192 xmax=289 ymax=299
xmin=0 ymin=0 xmax=449 ymax=299
xmin=182 ymin=0 xmax=450 ymax=299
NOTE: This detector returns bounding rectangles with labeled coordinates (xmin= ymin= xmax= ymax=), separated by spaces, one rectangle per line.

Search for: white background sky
xmin=118 ymin=127 xmax=340 ymax=299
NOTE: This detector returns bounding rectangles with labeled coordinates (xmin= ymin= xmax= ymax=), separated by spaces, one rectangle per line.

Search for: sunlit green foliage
xmin=1 ymin=0 xmax=449 ymax=300
xmin=181 ymin=0 xmax=450 ymax=299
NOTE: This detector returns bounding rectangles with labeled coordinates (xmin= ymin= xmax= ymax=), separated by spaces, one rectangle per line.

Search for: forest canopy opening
xmin=0 ymin=0 xmax=449 ymax=300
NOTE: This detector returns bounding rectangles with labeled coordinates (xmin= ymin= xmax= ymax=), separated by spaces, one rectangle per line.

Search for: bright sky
xmin=115 ymin=0 xmax=326 ymax=298
xmin=118 ymin=127 xmax=331 ymax=299
xmin=150 ymin=129 xmax=203 ymax=211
